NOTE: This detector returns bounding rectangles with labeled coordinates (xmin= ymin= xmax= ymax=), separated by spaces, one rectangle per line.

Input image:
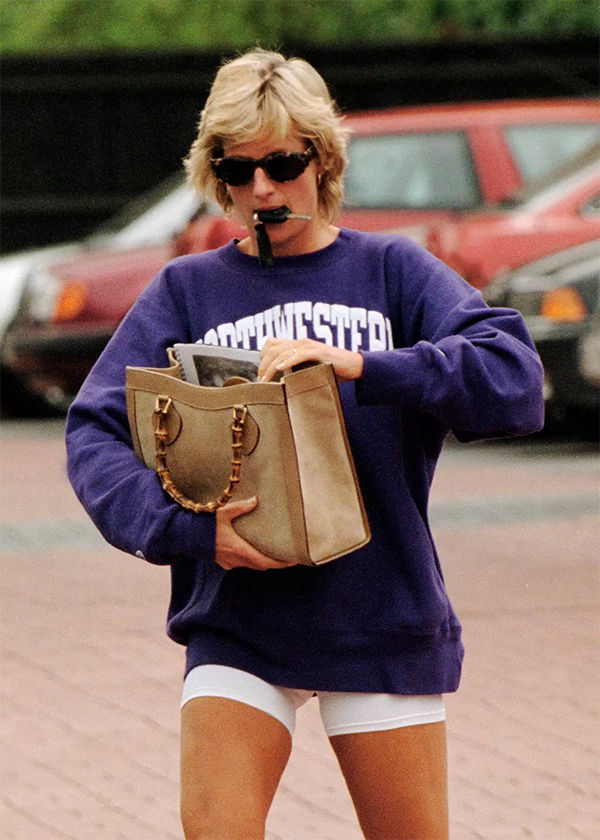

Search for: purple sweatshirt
xmin=65 ymin=229 xmax=544 ymax=694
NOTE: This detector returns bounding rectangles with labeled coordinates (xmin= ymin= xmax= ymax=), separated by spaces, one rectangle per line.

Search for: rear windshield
xmin=504 ymin=123 xmax=600 ymax=183
xmin=344 ymin=131 xmax=481 ymax=211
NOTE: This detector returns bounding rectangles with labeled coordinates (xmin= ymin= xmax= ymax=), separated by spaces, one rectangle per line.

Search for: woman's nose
xmin=252 ymin=166 xmax=275 ymax=195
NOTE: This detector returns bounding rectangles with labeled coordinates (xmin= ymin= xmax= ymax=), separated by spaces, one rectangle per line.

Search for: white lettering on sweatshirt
xmin=198 ymin=301 xmax=393 ymax=351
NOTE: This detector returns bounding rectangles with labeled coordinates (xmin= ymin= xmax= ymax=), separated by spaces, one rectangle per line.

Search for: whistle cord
xmin=254 ymin=222 xmax=274 ymax=267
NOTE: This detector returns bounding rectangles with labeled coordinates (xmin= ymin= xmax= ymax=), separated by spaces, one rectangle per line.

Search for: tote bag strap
xmin=153 ymin=395 xmax=247 ymax=513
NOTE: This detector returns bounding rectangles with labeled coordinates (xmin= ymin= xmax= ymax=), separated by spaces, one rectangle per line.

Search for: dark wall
xmin=1 ymin=36 xmax=598 ymax=254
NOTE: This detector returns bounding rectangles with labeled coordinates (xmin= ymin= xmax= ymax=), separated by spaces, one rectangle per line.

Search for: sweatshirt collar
xmin=219 ymin=228 xmax=351 ymax=274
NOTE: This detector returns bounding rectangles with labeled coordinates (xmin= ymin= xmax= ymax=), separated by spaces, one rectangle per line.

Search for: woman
xmin=66 ymin=50 xmax=544 ymax=840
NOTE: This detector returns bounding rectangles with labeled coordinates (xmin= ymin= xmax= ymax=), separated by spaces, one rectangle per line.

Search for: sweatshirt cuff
xmin=355 ymin=349 xmax=427 ymax=406
xmin=161 ymin=506 xmax=217 ymax=564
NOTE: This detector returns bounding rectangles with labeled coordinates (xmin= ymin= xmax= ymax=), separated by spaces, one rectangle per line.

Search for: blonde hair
xmin=184 ymin=49 xmax=349 ymax=223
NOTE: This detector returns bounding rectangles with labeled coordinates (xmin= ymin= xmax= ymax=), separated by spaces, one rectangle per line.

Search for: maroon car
xmin=426 ymin=146 xmax=600 ymax=289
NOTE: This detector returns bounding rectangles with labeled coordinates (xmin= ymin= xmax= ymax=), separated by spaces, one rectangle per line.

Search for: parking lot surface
xmin=1 ymin=420 xmax=598 ymax=839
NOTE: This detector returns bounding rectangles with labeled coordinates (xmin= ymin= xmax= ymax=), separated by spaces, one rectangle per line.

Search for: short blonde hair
xmin=184 ymin=50 xmax=349 ymax=223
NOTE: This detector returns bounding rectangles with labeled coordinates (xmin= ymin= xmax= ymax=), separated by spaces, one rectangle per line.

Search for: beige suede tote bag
xmin=126 ymin=354 xmax=370 ymax=566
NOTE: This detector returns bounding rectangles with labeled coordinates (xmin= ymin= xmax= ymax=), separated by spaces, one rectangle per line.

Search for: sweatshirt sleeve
xmin=65 ymin=264 xmax=216 ymax=566
xmin=355 ymin=242 xmax=544 ymax=441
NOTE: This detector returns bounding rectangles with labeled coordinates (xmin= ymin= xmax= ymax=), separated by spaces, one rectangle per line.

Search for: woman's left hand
xmin=258 ymin=338 xmax=364 ymax=383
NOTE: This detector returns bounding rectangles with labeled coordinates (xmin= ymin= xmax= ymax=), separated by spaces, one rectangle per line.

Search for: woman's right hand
xmin=215 ymin=496 xmax=297 ymax=571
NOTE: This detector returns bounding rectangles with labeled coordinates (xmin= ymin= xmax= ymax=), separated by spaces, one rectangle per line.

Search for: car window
xmin=503 ymin=124 xmax=600 ymax=183
xmin=517 ymin=159 xmax=598 ymax=215
xmin=343 ymin=132 xmax=481 ymax=210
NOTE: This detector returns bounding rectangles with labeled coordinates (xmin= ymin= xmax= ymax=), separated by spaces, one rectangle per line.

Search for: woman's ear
xmin=315 ymin=153 xmax=326 ymax=181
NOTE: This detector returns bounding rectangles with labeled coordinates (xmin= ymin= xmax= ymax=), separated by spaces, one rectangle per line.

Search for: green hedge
xmin=447 ymin=0 xmax=599 ymax=38
xmin=1 ymin=0 xmax=598 ymax=55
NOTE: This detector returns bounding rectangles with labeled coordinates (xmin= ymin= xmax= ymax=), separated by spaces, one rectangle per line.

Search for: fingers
xmin=258 ymin=337 xmax=325 ymax=381
xmin=215 ymin=497 xmax=297 ymax=571
xmin=257 ymin=338 xmax=300 ymax=381
xmin=219 ymin=495 xmax=259 ymax=522
xmin=258 ymin=338 xmax=364 ymax=383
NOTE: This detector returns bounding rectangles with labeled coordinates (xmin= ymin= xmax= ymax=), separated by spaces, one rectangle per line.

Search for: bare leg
xmin=180 ymin=696 xmax=292 ymax=840
xmin=329 ymin=721 xmax=448 ymax=840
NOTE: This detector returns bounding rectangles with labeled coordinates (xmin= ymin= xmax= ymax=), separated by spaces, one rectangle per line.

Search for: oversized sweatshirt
xmin=65 ymin=229 xmax=544 ymax=694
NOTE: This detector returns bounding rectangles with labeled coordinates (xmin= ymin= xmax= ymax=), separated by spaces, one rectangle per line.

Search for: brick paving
xmin=0 ymin=421 xmax=598 ymax=839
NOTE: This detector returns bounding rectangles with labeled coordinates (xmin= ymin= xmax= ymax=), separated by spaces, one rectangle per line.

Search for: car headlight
xmin=540 ymin=287 xmax=587 ymax=322
xmin=504 ymin=284 xmax=588 ymax=323
xmin=52 ymin=282 xmax=87 ymax=322
xmin=579 ymin=329 xmax=600 ymax=386
xmin=19 ymin=267 xmax=62 ymax=322
xmin=19 ymin=268 xmax=87 ymax=323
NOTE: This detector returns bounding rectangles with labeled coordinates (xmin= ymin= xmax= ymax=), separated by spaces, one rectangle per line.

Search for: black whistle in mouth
xmin=253 ymin=207 xmax=312 ymax=267
xmin=255 ymin=206 xmax=312 ymax=224
xmin=255 ymin=206 xmax=291 ymax=225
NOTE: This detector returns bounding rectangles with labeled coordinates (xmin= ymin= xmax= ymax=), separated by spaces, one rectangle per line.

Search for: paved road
xmin=1 ymin=420 xmax=598 ymax=840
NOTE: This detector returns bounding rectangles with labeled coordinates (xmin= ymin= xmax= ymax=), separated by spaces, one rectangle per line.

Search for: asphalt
xmin=1 ymin=420 xmax=598 ymax=840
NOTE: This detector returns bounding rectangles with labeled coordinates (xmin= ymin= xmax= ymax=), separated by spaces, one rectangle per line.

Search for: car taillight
xmin=53 ymin=282 xmax=87 ymax=321
xmin=540 ymin=287 xmax=587 ymax=322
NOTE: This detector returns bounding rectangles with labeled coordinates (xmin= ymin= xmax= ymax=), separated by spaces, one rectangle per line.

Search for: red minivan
xmin=4 ymin=98 xmax=599 ymax=411
xmin=426 ymin=147 xmax=600 ymax=289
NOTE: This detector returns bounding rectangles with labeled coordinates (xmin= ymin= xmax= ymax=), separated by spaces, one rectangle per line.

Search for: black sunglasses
xmin=211 ymin=148 xmax=315 ymax=187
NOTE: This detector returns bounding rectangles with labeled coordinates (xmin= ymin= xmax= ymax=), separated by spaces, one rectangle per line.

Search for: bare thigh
xmin=329 ymin=720 xmax=448 ymax=840
xmin=180 ymin=696 xmax=292 ymax=840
